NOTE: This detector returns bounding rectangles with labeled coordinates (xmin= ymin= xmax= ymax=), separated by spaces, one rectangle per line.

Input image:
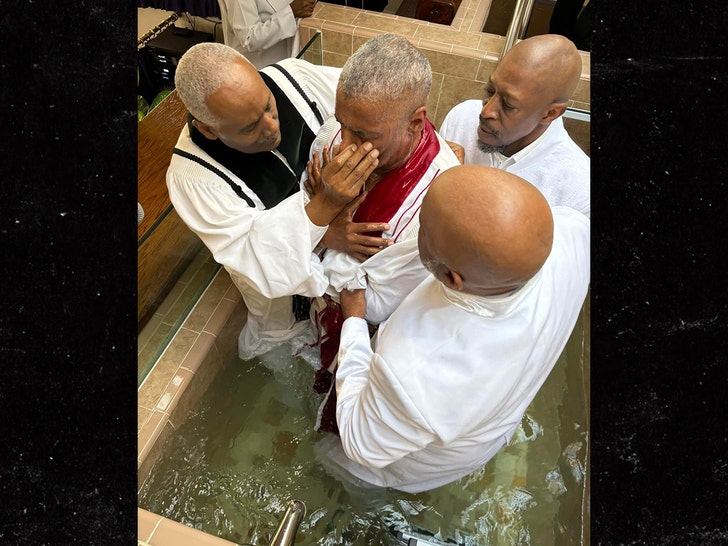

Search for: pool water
xmin=139 ymin=306 xmax=588 ymax=546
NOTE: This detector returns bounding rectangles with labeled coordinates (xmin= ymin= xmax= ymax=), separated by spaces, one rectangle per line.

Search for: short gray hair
xmin=339 ymin=33 xmax=431 ymax=113
xmin=174 ymin=42 xmax=253 ymax=127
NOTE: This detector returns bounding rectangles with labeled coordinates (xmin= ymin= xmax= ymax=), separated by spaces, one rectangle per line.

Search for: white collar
xmin=491 ymin=117 xmax=562 ymax=167
xmin=438 ymin=271 xmax=541 ymax=317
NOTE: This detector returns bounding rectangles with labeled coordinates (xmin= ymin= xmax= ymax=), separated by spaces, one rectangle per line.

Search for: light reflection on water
xmin=139 ymin=307 xmax=588 ymax=545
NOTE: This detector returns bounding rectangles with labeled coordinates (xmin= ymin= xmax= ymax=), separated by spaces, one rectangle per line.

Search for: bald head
xmin=501 ymin=34 xmax=582 ymax=104
xmin=418 ymin=165 xmax=553 ymax=296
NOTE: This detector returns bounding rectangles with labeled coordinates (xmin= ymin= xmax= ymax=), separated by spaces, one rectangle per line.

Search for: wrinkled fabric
xmin=330 ymin=207 xmax=590 ymax=493
xmin=166 ymin=58 xmax=340 ymax=359
xmin=218 ymin=0 xmax=300 ymax=69
xmin=305 ymin=119 xmax=461 ymax=434
xmin=439 ymin=100 xmax=590 ymax=218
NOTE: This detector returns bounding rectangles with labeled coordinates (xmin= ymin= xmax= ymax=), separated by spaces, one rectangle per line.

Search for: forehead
xmin=335 ymin=92 xmax=401 ymax=131
xmin=208 ymin=70 xmax=270 ymax=126
xmin=490 ymin=60 xmax=543 ymax=102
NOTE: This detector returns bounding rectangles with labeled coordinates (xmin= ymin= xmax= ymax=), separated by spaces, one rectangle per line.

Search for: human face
xmin=205 ymin=66 xmax=281 ymax=154
xmin=334 ymin=91 xmax=418 ymax=175
xmin=478 ymin=62 xmax=551 ymax=157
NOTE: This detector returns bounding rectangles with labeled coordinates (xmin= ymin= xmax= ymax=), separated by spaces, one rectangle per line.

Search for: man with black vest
xmin=167 ymin=42 xmax=386 ymax=360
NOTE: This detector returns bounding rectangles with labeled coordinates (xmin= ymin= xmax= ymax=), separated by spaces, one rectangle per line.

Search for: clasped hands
xmin=306 ymin=143 xmax=393 ymax=262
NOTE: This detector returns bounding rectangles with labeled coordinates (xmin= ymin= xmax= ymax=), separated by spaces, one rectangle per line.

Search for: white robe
xmin=218 ymin=0 xmax=301 ymax=69
xmin=439 ymin=100 xmax=590 ymax=218
xmin=325 ymin=207 xmax=590 ymax=493
xmin=166 ymin=58 xmax=341 ymax=359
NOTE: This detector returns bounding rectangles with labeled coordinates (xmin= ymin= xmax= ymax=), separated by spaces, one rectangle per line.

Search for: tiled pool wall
xmin=138 ymin=3 xmax=590 ymax=543
xmin=297 ymin=0 xmax=590 ymax=129
xmin=138 ymin=267 xmax=246 ymax=546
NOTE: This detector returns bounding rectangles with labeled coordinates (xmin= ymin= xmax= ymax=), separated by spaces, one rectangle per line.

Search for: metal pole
xmin=500 ymin=0 xmax=535 ymax=58
xmin=268 ymin=500 xmax=306 ymax=546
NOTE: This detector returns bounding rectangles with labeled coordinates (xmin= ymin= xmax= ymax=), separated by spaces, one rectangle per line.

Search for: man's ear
xmin=441 ymin=268 xmax=464 ymax=291
xmin=192 ymin=119 xmax=219 ymax=141
xmin=541 ymin=101 xmax=568 ymax=124
xmin=408 ymin=105 xmax=427 ymax=134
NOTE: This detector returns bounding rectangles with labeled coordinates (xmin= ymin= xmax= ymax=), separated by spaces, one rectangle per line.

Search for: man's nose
xmin=262 ymin=112 xmax=279 ymax=136
xmin=481 ymin=96 xmax=498 ymax=119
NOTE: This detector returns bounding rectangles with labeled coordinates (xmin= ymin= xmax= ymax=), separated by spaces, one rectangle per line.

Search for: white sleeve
xmin=167 ymin=157 xmax=328 ymax=299
xmin=438 ymin=107 xmax=455 ymax=140
xmin=438 ymin=100 xmax=479 ymax=144
xmin=263 ymin=59 xmax=341 ymax=140
xmin=320 ymin=238 xmax=430 ymax=324
xmin=336 ymin=317 xmax=435 ymax=469
xmin=361 ymin=238 xmax=430 ymax=324
xmin=226 ymin=0 xmax=298 ymax=53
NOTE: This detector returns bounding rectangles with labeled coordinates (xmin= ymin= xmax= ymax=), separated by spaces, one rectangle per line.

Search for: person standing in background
xmin=217 ymin=0 xmax=317 ymax=69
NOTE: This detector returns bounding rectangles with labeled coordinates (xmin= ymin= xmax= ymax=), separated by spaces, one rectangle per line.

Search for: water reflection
xmin=139 ymin=306 xmax=588 ymax=545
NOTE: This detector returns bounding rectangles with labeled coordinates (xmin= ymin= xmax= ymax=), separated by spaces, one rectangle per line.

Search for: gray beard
xmin=477 ymin=139 xmax=506 ymax=154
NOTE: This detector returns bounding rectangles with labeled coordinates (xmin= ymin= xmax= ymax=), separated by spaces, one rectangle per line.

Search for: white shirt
xmin=329 ymin=207 xmax=590 ymax=493
xmin=166 ymin=58 xmax=341 ymax=358
xmin=218 ymin=0 xmax=301 ymax=69
xmin=439 ymin=100 xmax=590 ymax=218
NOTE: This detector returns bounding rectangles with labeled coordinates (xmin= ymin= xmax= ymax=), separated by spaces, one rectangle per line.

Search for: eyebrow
xmin=335 ymin=115 xmax=379 ymax=140
xmin=486 ymin=78 xmax=517 ymax=106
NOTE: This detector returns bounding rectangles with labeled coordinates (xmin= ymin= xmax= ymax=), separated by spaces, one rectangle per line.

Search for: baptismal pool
xmin=138 ymin=299 xmax=589 ymax=546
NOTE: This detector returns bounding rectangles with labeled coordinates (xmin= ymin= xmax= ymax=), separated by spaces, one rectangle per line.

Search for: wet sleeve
xmin=336 ymin=317 xmax=435 ymax=469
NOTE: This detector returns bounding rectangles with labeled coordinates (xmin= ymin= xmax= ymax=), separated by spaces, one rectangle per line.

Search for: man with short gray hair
xmin=167 ymin=42 xmax=383 ymax=360
xmin=304 ymin=33 xmax=461 ymax=434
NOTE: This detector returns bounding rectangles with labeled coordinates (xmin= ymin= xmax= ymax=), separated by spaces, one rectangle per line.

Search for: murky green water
xmin=139 ymin=306 xmax=588 ymax=546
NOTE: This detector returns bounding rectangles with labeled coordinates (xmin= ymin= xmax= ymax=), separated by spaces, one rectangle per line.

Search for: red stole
xmin=313 ymin=119 xmax=441 ymax=435
xmin=352 ymin=118 xmax=439 ymax=233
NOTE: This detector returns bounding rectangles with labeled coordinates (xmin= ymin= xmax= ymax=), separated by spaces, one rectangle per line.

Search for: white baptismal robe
xmin=329 ymin=206 xmax=590 ymax=493
xmin=166 ymin=58 xmax=340 ymax=359
xmin=439 ymin=100 xmax=590 ymax=218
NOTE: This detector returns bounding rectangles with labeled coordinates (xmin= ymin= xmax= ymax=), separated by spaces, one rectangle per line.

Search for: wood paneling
xmin=138 ymin=90 xmax=203 ymax=331
xmin=138 ymin=210 xmax=204 ymax=330
xmin=138 ymin=90 xmax=188 ymax=240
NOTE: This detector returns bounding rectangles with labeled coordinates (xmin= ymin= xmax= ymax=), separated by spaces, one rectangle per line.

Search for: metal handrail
xmin=563 ymin=106 xmax=590 ymax=122
xmin=267 ymin=500 xmax=306 ymax=546
xmin=500 ymin=0 xmax=536 ymax=58
xmin=137 ymin=12 xmax=179 ymax=50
